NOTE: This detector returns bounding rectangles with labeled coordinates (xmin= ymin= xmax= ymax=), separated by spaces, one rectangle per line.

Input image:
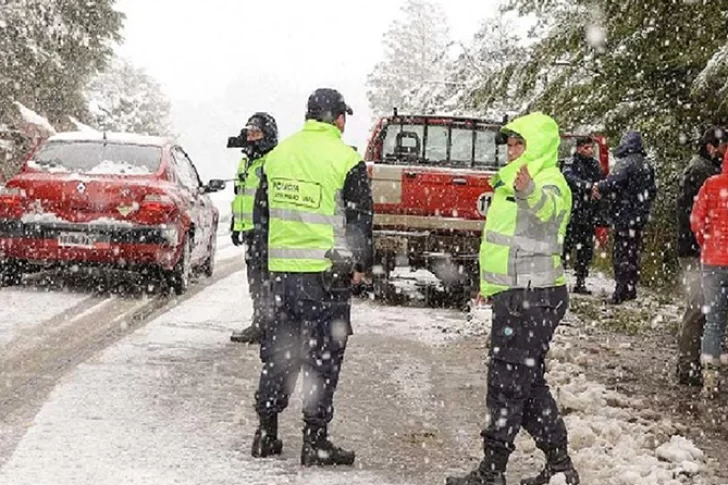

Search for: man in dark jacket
xmin=593 ymin=131 xmax=657 ymax=304
xmin=562 ymin=136 xmax=604 ymax=294
xmin=675 ymin=126 xmax=726 ymax=386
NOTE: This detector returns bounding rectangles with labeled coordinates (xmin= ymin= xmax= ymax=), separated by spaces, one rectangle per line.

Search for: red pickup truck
xmin=364 ymin=112 xmax=609 ymax=305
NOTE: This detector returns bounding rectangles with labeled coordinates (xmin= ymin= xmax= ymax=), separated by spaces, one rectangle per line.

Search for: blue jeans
xmin=701 ymin=265 xmax=728 ymax=360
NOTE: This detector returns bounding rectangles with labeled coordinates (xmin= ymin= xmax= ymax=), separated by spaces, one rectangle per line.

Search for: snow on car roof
xmin=48 ymin=131 xmax=169 ymax=147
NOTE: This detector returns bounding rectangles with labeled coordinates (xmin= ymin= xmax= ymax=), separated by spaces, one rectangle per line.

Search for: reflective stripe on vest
xmin=485 ymin=231 xmax=562 ymax=255
xmin=482 ymin=266 xmax=565 ymax=287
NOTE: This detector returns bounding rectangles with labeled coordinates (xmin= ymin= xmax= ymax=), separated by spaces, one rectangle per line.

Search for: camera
xmin=227 ymin=128 xmax=250 ymax=148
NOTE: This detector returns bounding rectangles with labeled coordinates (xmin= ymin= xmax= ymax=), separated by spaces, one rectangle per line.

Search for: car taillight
xmin=0 ymin=187 xmax=26 ymax=206
xmin=141 ymin=194 xmax=176 ymax=213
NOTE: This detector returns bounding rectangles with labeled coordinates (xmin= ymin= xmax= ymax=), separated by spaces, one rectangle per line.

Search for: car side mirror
xmin=203 ymin=179 xmax=226 ymax=193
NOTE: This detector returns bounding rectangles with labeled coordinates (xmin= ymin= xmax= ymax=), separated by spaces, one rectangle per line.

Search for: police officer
xmin=562 ymin=136 xmax=604 ymax=294
xmin=447 ymin=113 xmax=579 ymax=485
xmin=229 ymin=113 xmax=278 ymax=344
xmin=249 ymin=88 xmax=373 ymax=466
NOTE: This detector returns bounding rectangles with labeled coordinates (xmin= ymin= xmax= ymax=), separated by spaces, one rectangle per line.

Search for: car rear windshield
xmin=28 ymin=141 xmax=162 ymax=175
xmin=381 ymin=121 xmax=508 ymax=169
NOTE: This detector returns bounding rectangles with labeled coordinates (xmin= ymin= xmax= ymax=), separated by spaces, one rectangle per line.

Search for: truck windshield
xmin=381 ymin=122 xmax=507 ymax=169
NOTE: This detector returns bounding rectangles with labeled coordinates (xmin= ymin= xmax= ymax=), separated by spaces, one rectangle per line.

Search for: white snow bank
xmin=49 ymin=131 xmax=167 ymax=146
xmin=13 ymin=101 xmax=57 ymax=135
xmin=87 ymin=160 xmax=152 ymax=176
xmin=536 ymin=325 xmax=710 ymax=484
xmin=389 ymin=266 xmax=445 ymax=299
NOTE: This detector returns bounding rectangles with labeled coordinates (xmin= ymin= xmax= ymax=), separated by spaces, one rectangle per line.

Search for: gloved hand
xmin=231 ymin=231 xmax=243 ymax=246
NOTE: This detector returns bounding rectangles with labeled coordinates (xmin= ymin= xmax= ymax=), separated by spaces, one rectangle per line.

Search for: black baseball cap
xmin=701 ymin=126 xmax=727 ymax=147
xmin=576 ymin=136 xmax=594 ymax=147
xmin=306 ymin=88 xmax=354 ymax=121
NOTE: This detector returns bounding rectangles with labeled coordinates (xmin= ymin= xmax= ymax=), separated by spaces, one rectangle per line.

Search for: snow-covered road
xmin=1 ymin=266 xmax=724 ymax=484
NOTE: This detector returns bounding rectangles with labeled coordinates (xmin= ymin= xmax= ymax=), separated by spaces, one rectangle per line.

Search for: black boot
xmin=301 ymin=424 xmax=355 ymax=467
xmin=520 ymin=445 xmax=579 ymax=485
xmin=230 ymin=324 xmax=263 ymax=344
xmin=572 ymin=280 xmax=592 ymax=295
xmin=676 ymin=360 xmax=703 ymax=387
xmin=251 ymin=414 xmax=283 ymax=458
xmin=446 ymin=447 xmax=508 ymax=485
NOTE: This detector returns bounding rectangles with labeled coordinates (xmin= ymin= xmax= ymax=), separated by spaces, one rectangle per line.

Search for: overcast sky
xmin=116 ymin=0 xmax=501 ymax=179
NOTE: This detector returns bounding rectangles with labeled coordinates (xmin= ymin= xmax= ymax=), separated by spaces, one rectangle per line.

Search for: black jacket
xmin=676 ymin=153 xmax=722 ymax=257
xmin=562 ymin=154 xmax=604 ymax=223
xmin=251 ymin=161 xmax=374 ymax=278
xmin=596 ymin=153 xmax=657 ymax=229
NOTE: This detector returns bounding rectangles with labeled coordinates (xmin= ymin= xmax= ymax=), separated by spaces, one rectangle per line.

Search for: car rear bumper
xmin=0 ymin=219 xmax=181 ymax=270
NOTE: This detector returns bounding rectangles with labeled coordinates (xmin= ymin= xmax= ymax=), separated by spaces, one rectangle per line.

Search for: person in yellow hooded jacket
xmin=447 ymin=113 xmax=580 ymax=485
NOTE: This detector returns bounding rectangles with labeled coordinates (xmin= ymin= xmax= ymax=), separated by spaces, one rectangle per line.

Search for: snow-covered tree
xmin=480 ymin=0 xmax=728 ymax=287
xmin=367 ymin=0 xmax=452 ymax=116
xmin=0 ymin=0 xmax=124 ymax=124
xmin=451 ymin=14 xmax=529 ymax=116
xmin=85 ymin=56 xmax=174 ymax=136
xmin=0 ymin=0 xmax=123 ymax=176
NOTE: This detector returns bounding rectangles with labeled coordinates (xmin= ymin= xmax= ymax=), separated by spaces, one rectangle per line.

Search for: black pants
xmin=482 ymin=286 xmax=569 ymax=456
xmin=255 ymin=272 xmax=351 ymax=426
xmin=613 ymin=227 xmax=642 ymax=299
xmin=563 ymin=220 xmax=595 ymax=281
xmin=244 ymin=233 xmax=264 ymax=326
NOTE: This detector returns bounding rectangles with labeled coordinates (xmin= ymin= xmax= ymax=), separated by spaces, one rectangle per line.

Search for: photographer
xmin=229 ymin=113 xmax=278 ymax=344
xmin=249 ymin=88 xmax=373 ymax=467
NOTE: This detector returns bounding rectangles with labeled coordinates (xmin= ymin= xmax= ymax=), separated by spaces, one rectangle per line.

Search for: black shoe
xmin=521 ymin=446 xmax=579 ymax=485
xmin=230 ymin=324 xmax=263 ymax=344
xmin=572 ymin=283 xmax=592 ymax=295
xmin=446 ymin=448 xmax=509 ymax=485
xmin=677 ymin=361 xmax=703 ymax=387
xmin=301 ymin=425 xmax=355 ymax=467
xmin=251 ymin=429 xmax=283 ymax=458
xmin=445 ymin=469 xmax=506 ymax=485
xmin=607 ymin=293 xmax=627 ymax=305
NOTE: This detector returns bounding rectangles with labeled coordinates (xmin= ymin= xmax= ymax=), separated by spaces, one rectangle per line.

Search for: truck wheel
xmin=0 ymin=259 xmax=23 ymax=287
xmin=167 ymin=237 xmax=192 ymax=295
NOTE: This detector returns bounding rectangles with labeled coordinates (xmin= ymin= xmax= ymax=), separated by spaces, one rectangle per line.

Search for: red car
xmin=0 ymin=132 xmax=225 ymax=294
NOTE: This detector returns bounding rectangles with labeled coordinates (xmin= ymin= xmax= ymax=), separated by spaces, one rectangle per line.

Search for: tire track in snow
xmin=0 ymin=256 xmax=244 ymax=467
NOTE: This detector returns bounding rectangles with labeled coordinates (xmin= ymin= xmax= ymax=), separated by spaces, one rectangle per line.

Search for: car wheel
xmin=0 ymin=259 xmax=23 ymax=287
xmin=202 ymin=233 xmax=216 ymax=278
xmin=168 ymin=237 xmax=192 ymax=295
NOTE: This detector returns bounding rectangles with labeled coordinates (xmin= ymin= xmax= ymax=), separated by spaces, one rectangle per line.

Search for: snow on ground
xmin=359 ymin=287 xmax=717 ymax=484
xmin=0 ymin=268 xmax=722 ymax=484
xmin=0 ymin=289 xmax=89 ymax=348
xmin=0 ymin=271 xmax=415 ymax=485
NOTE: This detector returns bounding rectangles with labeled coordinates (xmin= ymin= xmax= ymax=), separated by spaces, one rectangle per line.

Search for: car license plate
xmin=58 ymin=232 xmax=95 ymax=248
